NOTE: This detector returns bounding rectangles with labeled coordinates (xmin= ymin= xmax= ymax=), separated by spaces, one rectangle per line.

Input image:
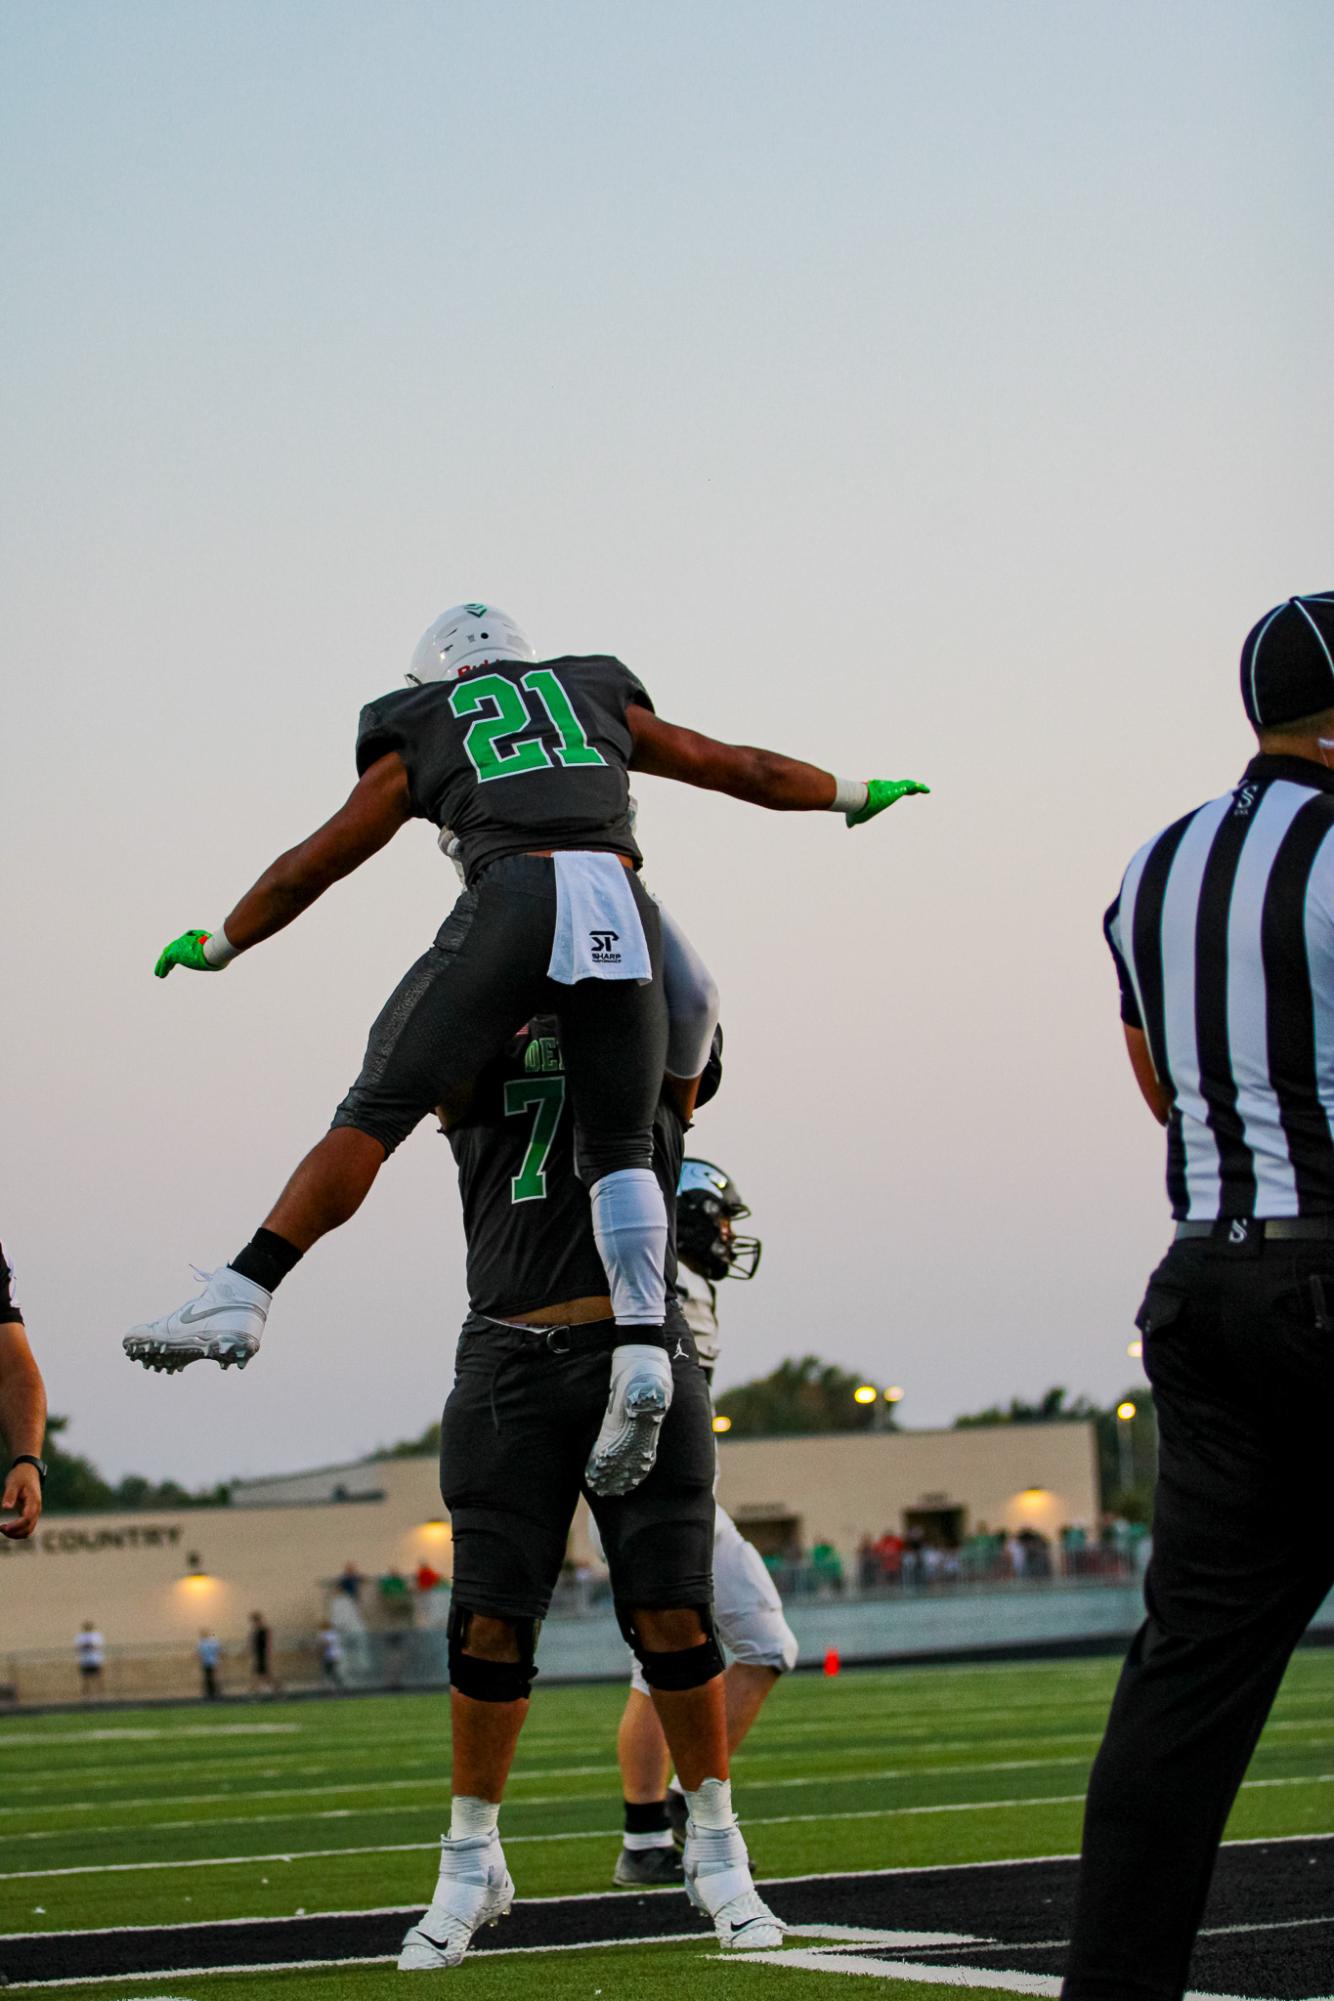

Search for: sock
xmin=684 ymin=1776 xmax=735 ymax=1831
xmin=589 ymin=1168 xmax=668 ymax=1325
xmin=231 ymin=1229 xmax=303 ymax=1294
xmin=623 ymin=1798 xmax=674 ymax=1850
xmin=448 ymin=1795 xmax=500 ymax=1840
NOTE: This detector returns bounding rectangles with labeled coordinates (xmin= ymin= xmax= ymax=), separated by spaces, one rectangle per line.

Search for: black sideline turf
xmin=7 ymin=1837 xmax=1333 ymax=1996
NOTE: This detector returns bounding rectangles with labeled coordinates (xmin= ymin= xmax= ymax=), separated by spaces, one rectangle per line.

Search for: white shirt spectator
xmin=75 ymin=1627 xmax=105 ymax=1669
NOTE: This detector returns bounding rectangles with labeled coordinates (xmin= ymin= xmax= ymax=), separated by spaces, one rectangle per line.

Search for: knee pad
xmin=448 ymin=1602 xmax=539 ymax=1703
xmin=616 ymin=1602 xmax=724 ymax=1692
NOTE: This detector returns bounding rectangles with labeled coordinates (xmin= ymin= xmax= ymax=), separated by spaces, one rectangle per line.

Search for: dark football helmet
xmin=676 ymin=1158 xmax=762 ymax=1282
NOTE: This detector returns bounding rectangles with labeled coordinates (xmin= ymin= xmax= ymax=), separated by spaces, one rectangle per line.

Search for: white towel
xmin=548 ymin=852 xmax=652 ymax=985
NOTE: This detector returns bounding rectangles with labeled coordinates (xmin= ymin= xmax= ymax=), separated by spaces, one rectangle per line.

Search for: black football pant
xmin=440 ymin=1310 xmax=716 ymax=1623
xmin=1062 ymin=1233 xmax=1334 ymax=2001
xmin=332 ymin=853 xmax=666 ymax=1182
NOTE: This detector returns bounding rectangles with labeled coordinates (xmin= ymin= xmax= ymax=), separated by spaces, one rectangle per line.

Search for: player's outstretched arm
xmin=154 ymin=752 xmax=413 ymax=976
xmin=626 ymin=707 xmax=928 ymax=823
xmin=0 ymin=1322 xmax=46 ymax=1540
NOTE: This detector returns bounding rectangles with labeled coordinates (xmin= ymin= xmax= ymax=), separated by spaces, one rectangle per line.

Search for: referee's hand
xmin=1 ymin=1462 xmax=41 ymax=1539
xmin=846 ymin=778 xmax=931 ymax=828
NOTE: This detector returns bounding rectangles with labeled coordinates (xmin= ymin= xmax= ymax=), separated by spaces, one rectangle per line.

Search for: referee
xmin=1062 ymin=592 xmax=1334 ymax=2000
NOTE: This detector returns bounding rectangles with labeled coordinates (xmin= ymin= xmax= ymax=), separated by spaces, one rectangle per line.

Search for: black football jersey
xmin=0 ymin=1244 xmax=21 ymax=1324
xmin=447 ymin=1026 xmax=686 ymax=1320
xmin=355 ymin=655 xmax=653 ymax=883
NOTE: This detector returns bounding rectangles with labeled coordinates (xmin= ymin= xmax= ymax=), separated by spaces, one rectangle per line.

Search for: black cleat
xmin=613 ymin=1843 xmax=684 ymax=1887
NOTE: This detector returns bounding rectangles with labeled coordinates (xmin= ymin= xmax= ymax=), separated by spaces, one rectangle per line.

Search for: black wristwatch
xmin=9 ymin=1455 xmax=46 ymax=1487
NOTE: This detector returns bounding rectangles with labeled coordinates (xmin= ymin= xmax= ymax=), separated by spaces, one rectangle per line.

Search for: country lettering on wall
xmin=0 ymin=1523 xmax=185 ymax=1557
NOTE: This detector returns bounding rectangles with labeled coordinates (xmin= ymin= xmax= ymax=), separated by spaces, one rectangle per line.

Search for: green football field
xmin=4 ymin=1650 xmax=1333 ymax=2001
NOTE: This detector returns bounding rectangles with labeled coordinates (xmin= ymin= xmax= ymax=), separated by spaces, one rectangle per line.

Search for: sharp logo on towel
xmin=589 ymin=929 xmax=622 ymax=963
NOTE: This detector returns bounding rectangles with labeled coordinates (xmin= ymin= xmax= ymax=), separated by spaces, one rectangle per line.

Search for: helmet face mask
xmin=676 ymin=1158 xmax=762 ymax=1283
xmin=407 ymin=603 xmax=537 ymax=685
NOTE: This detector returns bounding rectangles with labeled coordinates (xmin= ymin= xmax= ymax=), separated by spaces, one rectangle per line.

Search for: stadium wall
xmin=0 ymin=1422 xmax=1100 ymax=1699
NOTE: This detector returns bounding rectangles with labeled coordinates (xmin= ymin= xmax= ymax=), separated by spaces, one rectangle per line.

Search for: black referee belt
xmin=1174 ymin=1217 xmax=1334 ymax=1242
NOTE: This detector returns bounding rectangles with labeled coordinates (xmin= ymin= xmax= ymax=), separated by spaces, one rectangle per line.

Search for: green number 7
xmin=503 ymin=1075 xmax=567 ymax=1202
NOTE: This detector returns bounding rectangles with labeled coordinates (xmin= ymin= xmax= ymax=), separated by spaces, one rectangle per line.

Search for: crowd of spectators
xmin=757 ymin=1515 xmax=1149 ymax=1597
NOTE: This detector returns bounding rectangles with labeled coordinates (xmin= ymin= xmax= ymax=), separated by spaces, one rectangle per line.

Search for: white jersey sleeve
xmin=676 ymin=1270 xmax=720 ymax=1363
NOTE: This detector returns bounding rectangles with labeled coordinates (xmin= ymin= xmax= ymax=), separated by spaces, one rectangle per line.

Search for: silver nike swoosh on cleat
xmin=177 ymin=1302 xmax=246 ymax=1326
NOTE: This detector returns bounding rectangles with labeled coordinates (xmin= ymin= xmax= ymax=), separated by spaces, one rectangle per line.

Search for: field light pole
xmin=1116 ymin=1400 xmax=1136 ymax=1494
xmin=855 ymin=1384 xmax=904 ymax=1432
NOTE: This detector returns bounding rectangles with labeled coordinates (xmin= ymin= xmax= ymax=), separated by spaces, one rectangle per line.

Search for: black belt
xmin=478 ymin=1316 xmax=679 ymax=1357
xmin=1174 ymin=1217 xmax=1334 ymax=1242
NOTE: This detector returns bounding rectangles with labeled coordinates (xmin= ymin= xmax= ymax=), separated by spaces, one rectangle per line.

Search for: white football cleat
xmin=398 ymin=1832 xmax=515 ymax=1970
xmin=584 ymin=1341 xmax=673 ymax=1496
xmin=683 ymin=1820 xmax=785 ymax=1951
xmin=123 ymin=1266 xmax=269 ymax=1374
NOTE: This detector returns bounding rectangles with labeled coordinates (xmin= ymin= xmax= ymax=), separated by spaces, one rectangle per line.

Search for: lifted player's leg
xmin=122 ymin=1130 xmax=385 ymax=1373
xmin=399 ymin=1607 xmax=531 ymax=1972
xmin=125 ymin=871 xmax=552 ymax=1374
xmin=558 ymin=900 xmax=676 ymax=1496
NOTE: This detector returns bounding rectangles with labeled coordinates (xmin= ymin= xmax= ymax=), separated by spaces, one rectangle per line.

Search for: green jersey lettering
xmin=449 ymin=668 xmax=607 ymax=783
xmin=503 ymin=1074 xmax=567 ymax=1203
xmin=522 ymin=668 xmax=608 ymax=768
xmin=449 ymin=674 xmax=553 ymax=784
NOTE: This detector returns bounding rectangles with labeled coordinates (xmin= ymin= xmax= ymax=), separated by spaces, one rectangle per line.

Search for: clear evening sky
xmin=4 ymin=1 xmax=1333 ymax=1486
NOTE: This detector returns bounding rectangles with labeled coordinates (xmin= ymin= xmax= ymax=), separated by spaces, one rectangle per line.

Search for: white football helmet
xmin=407 ymin=603 xmax=536 ymax=685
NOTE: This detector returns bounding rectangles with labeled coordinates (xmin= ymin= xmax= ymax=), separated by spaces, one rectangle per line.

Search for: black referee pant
xmin=1062 ymin=1231 xmax=1334 ymax=2001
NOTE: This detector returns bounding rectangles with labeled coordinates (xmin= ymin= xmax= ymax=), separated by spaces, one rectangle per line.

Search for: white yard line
xmin=10 ymin=1753 xmax=1100 ymax=1836
xmin=4 ymin=1775 xmax=1331 ymax=1883
xmin=0 ymin=1725 xmax=301 ymax=1748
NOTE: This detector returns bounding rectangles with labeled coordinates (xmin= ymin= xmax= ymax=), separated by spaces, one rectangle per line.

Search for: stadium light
xmin=712 ymin=1414 xmax=732 ymax=1434
xmin=1126 ymin=1340 xmax=1143 ymax=1360
xmin=1116 ymin=1400 xmax=1137 ymax=1421
xmin=418 ymin=1517 xmax=452 ymax=1542
xmin=883 ymin=1385 xmax=904 ymax=1403
xmin=179 ymin=1551 xmax=216 ymax=1592
xmin=853 ymin=1385 xmax=877 ymax=1405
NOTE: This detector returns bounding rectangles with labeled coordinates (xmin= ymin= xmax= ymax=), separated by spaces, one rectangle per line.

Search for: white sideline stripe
xmin=6 ymin=1774 xmax=1332 ymax=1882
xmin=723 ymin=1952 xmax=1259 ymax=2000
xmin=0 ymin=1933 xmax=707 ymax=1991
xmin=10 ymin=1753 xmax=1102 ymax=1839
xmin=6 ymin=1835 xmax=1330 ymax=1950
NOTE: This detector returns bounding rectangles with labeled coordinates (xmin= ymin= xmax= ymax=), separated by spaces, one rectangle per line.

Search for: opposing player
xmin=614 ymin=1158 xmax=797 ymax=1886
xmin=1 ymin=1243 xmax=48 ymax=1540
xmin=395 ymin=1022 xmax=783 ymax=1970
xmin=124 ymin=601 xmax=927 ymax=1493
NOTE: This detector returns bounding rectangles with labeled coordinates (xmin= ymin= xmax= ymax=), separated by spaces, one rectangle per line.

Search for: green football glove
xmin=846 ymin=778 xmax=931 ymax=828
xmin=154 ymin=929 xmax=219 ymax=978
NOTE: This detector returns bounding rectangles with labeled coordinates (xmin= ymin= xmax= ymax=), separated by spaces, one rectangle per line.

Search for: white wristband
xmin=829 ymin=777 xmax=868 ymax=814
xmin=202 ymin=926 xmax=238 ymax=969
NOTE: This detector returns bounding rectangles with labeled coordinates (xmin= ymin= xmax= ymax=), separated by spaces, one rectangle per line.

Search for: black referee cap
xmin=1241 ymin=594 xmax=1334 ymax=728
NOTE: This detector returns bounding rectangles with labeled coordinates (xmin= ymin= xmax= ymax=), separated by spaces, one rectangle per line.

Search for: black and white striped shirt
xmin=1106 ymin=754 xmax=1334 ymax=1220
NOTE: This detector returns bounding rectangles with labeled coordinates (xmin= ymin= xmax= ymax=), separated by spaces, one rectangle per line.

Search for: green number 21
xmin=450 ymin=668 xmax=607 ymax=784
xmin=503 ymin=1075 xmax=567 ymax=1203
